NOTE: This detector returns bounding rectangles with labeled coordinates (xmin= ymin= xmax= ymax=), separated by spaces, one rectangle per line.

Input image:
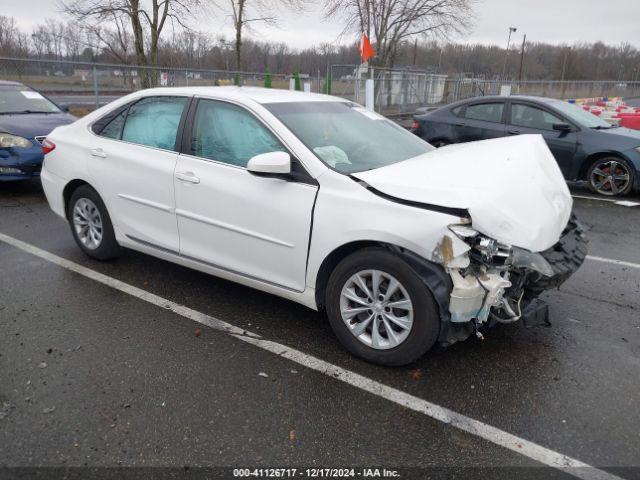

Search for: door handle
xmin=89 ymin=148 xmax=107 ymax=158
xmin=455 ymin=122 xmax=466 ymax=127
xmin=175 ymin=171 xmax=200 ymax=184
xmin=507 ymin=129 xmax=521 ymax=135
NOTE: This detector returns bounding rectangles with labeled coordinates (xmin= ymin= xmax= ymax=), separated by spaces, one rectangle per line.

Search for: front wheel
xmin=325 ymin=249 xmax=440 ymax=366
xmin=587 ymin=157 xmax=634 ymax=196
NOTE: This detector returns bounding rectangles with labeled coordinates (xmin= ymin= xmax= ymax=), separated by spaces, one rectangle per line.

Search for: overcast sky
xmin=6 ymin=0 xmax=640 ymax=49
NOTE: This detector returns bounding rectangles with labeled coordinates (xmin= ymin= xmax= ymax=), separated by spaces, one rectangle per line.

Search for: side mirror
xmin=552 ymin=123 xmax=572 ymax=132
xmin=59 ymin=104 xmax=70 ymax=113
xmin=247 ymin=151 xmax=291 ymax=176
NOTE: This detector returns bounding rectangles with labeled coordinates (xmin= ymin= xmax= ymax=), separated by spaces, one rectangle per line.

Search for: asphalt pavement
xmin=0 ymin=180 xmax=639 ymax=480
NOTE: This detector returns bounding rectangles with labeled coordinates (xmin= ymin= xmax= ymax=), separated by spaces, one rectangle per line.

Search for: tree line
xmin=1 ymin=5 xmax=639 ymax=84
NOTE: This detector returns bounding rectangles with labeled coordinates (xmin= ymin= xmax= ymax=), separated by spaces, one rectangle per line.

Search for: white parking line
xmin=587 ymin=255 xmax=640 ymax=270
xmin=0 ymin=231 xmax=626 ymax=480
xmin=572 ymin=194 xmax=640 ymax=207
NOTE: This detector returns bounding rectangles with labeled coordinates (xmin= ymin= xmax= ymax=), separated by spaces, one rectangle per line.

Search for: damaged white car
xmin=40 ymin=87 xmax=588 ymax=365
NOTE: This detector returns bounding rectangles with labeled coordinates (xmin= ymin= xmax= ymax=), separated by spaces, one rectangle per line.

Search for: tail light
xmin=411 ymin=121 xmax=420 ymax=131
xmin=42 ymin=138 xmax=56 ymax=154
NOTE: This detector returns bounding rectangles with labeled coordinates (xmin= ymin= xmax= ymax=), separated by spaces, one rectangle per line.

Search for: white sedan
xmin=41 ymin=87 xmax=587 ymax=366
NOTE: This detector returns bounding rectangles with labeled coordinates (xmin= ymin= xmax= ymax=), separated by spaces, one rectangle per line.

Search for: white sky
xmin=4 ymin=0 xmax=640 ymax=49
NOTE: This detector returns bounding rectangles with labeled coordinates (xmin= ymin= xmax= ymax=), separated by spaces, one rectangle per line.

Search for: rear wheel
xmin=325 ymin=249 xmax=440 ymax=366
xmin=587 ymin=156 xmax=634 ymax=196
xmin=67 ymin=185 xmax=120 ymax=260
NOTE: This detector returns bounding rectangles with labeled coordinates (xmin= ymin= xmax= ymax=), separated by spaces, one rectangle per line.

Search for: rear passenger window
xmin=99 ymin=110 xmax=126 ymax=139
xmin=464 ymin=103 xmax=504 ymax=123
xmin=122 ymin=97 xmax=187 ymax=150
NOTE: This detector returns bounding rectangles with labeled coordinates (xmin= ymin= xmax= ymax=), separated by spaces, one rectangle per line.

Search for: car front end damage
xmin=432 ymin=214 xmax=588 ymax=345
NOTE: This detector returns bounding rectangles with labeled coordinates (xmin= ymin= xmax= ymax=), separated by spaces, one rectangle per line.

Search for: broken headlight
xmin=448 ymin=224 xmax=511 ymax=266
xmin=448 ymin=224 xmax=554 ymax=276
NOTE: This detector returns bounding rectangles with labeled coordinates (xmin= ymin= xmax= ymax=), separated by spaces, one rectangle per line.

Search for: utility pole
xmin=560 ymin=47 xmax=570 ymax=82
xmin=501 ymin=27 xmax=517 ymax=81
xmin=518 ymin=34 xmax=527 ymax=82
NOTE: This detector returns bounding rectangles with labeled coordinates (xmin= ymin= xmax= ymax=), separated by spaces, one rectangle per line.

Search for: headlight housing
xmin=634 ymin=146 xmax=640 ymax=154
xmin=448 ymin=224 xmax=511 ymax=266
xmin=448 ymin=224 xmax=553 ymax=276
xmin=0 ymin=133 xmax=33 ymax=148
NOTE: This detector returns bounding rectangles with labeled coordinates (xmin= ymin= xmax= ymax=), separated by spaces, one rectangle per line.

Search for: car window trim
xmin=506 ymin=100 xmax=579 ymax=132
xmin=461 ymin=101 xmax=506 ymax=124
xmin=180 ymin=96 xmax=317 ymax=186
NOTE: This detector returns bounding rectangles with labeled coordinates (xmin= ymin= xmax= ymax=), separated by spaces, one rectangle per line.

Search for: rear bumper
xmin=40 ymin=166 xmax=67 ymax=219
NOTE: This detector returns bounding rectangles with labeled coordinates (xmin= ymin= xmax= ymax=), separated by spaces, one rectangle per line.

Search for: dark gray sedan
xmin=411 ymin=95 xmax=640 ymax=196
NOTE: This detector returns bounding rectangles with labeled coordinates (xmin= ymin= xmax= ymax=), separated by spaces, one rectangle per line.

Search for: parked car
xmin=41 ymin=87 xmax=587 ymax=366
xmin=411 ymin=95 xmax=640 ymax=196
xmin=0 ymin=80 xmax=76 ymax=181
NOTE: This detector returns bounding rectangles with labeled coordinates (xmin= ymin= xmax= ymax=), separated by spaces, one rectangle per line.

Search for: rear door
xmin=455 ymin=101 xmax=507 ymax=143
xmin=89 ymin=95 xmax=190 ymax=252
xmin=174 ymin=98 xmax=318 ymax=292
xmin=506 ymin=101 xmax=578 ymax=177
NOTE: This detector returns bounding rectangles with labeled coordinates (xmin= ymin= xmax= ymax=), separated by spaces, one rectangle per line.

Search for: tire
xmin=325 ymin=248 xmax=440 ymax=366
xmin=586 ymin=156 xmax=634 ymax=196
xmin=67 ymin=185 xmax=120 ymax=260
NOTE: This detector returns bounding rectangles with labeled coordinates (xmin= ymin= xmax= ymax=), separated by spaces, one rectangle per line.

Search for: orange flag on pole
xmin=361 ymin=32 xmax=376 ymax=64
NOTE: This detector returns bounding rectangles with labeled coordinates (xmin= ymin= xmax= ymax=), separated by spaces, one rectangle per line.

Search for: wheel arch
xmin=62 ymin=179 xmax=92 ymax=219
xmin=314 ymin=241 xmax=453 ymax=321
xmin=578 ymin=151 xmax=629 ymax=181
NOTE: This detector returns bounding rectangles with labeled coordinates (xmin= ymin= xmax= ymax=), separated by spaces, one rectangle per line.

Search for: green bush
xmin=264 ymin=70 xmax=272 ymax=88
xmin=293 ymin=71 xmax=301 ymax=91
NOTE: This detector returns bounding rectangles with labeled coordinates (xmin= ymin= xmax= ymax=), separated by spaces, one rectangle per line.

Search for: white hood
xmin=353 ymin=135 xmax=572 ymax=252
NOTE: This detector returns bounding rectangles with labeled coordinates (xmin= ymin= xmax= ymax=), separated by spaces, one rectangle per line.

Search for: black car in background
xmin=411 ymin=95 xmax=640 ymax=196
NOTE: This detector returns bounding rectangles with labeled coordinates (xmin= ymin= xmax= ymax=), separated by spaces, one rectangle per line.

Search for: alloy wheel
xmin=72 ymin=198 xmax=103 ymax=250
xmin=339 ymin=269 xmax=414 ymax=350
xmin=590 ymin=159 xmax=631 ymax=196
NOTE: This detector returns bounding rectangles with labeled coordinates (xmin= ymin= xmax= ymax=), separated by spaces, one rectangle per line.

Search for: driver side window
xmin=190 ymin=99 xmax=285 ymax=167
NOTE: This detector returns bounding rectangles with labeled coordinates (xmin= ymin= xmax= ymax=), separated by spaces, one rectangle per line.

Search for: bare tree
xmin=221 ymin=0 xmax=305 ymax=71
xmin=60 ymin=0 xmax=201 ymax=85
xmin=0 ymin=16 xmax=30 ymax=58
xmin=325 ymin=0 xmax=473 ymax=67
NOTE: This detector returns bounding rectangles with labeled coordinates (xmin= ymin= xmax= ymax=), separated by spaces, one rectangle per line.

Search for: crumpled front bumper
xmin=0 ymin=143 xmax=44 ymax=181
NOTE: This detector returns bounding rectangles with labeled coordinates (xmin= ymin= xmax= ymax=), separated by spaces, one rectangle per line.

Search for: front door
xmin=174 ymin=98 xmax=317 ymax=291
xmin=506 ymin=102 xmax=578 ymax=177
xmin=88 ymin=96 xmax=189 ymax=252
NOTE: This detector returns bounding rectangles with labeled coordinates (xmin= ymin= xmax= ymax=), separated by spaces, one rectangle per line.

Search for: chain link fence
xmin=0 ymin=57 xmax=305 ymax=114
xmin=2 ymin=57 xmax=639 ymax=117
xmin=330 ymin=64 xmax=640 ymax=116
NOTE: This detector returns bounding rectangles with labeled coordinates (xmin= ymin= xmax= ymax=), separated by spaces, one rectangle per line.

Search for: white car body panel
xmin=41 ymin=86 xmax=571 ymax=316
xmin=352 ymin=135 xmax=573 ymax=253
xmin=174 ymin=153 xmax=317 ymax=291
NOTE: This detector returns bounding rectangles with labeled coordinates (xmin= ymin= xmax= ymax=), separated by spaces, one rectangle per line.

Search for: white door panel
xmin=88 ymin=140 xmax=179 ymax=251
xmin=175 ymin=155 xmax=317 ymax=291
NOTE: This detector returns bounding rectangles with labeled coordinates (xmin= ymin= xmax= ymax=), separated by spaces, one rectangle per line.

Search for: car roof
xmin=456 ymin=95 xmax=562 ymax=105
xmin=132 ymin=86 xmax=346 ymax=105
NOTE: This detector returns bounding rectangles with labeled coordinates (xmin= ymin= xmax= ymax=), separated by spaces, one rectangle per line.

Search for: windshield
xmin=549 ymin=100 xmax=612 ymax=129
xmin=265 ymin=101 xmax=434 ymax=174
xmin=0 ymin=85 xmax=61 ymax=114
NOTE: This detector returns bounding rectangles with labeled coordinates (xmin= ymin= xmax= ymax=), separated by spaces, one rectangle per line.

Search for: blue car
xmin=0 ymin=80 xmax=76 ymax=181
